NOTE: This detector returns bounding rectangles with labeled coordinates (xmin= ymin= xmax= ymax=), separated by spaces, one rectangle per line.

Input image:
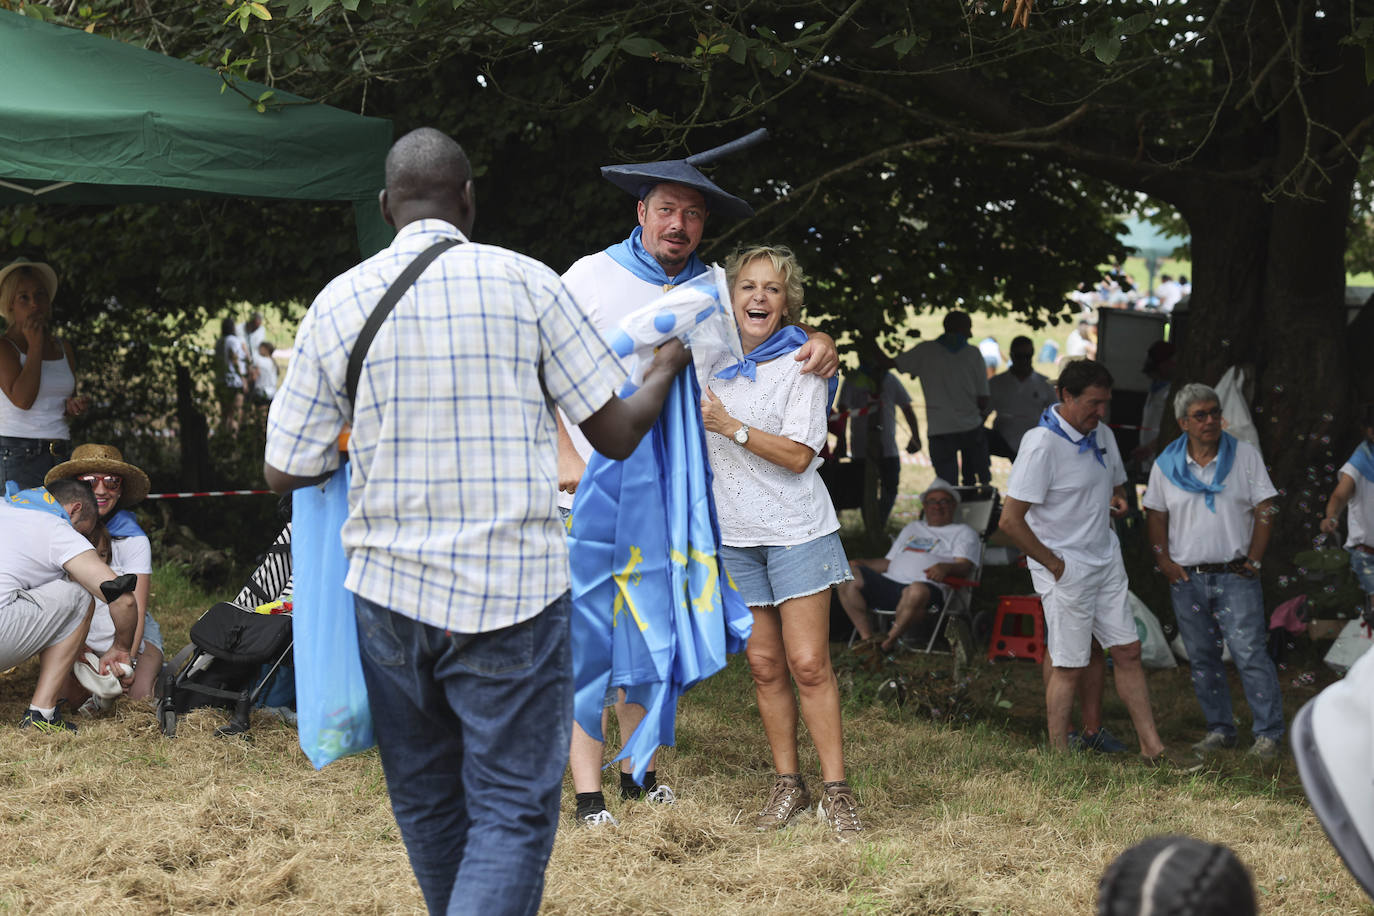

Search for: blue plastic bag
xmin=292 ymin=465 xmax=375 ymax=768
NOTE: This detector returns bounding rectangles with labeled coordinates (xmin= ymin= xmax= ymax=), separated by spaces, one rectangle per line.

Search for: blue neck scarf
xmin=936 ymin=332 xmax=969 ymax=354
xmin=1350 ymin=441 xmax=1374 ymax=483
xmin=1156 ymin=431 xmax=1237 ymax=513
xmin=1038 ymin=406 xmax=1106 ymax=467
xmin=715 ymin=326 xmax=809 ymax=382
xmin=104 ymin=508 xmax=145 ymax=538
xmin=714 ymin=325 xmax=840 ymax=406
xmin=604 ymin=227 xmax=707 ymax=288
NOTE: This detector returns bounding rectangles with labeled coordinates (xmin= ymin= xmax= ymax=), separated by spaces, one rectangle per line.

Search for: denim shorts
xmin=1350 ymin=547 xmax=1374 ymax=595
xmin=719 ymin=532 xmax=852 ymax=608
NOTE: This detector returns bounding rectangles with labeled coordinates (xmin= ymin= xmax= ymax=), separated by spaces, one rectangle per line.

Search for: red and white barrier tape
xmin=144 ymin=489 xmax=273 ymax=500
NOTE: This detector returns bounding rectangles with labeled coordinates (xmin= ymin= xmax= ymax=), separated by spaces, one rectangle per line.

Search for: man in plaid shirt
xmin=265 ymin=128 xmax=689 ymax=916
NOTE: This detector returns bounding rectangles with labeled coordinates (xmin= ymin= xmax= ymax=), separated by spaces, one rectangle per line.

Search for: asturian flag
xmin=568 ymin=267 xmax=754 ymax=784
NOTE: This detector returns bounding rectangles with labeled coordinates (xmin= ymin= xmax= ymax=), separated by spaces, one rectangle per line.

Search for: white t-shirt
xmin=977 ymin=337 xmax=1002 ymax=368
xmin=705 ymin=353 xmax=839 ymax=547
xmin=1064 ymin=328 xmax=1091 ymax=358
xmin=86 ymin=534 xmax=153 ymax=653
xmin=1340 ymin=462 xmax=1374 ymax=548
xmin=218 ymin=334 xmax=248 ymax=388
xmin=838 ymin=372 xmax=912 ymax=460
xmin=557 ymin=250 xmax=673 ymax=509
xmin=987 ymin=370 xmax=1056 ymax=452
xmin=893 ymin=340 xmax=989 ymax=435
xmin=1142 ymin=439 xmax=1278 ymax=565
xmin=0 ymin=503 xmax=94 ymax=606
xmin=252 ymin=352 xmax=278 ymax=399
xmin=1007 ymin=405 xmax=1127 ymax=565
xmin=884 ymin=519 xmax=980 ymax=599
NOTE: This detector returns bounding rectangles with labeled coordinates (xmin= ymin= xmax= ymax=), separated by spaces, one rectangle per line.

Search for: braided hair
xmin=1097 ymin=835 xmax=1256 ymax=916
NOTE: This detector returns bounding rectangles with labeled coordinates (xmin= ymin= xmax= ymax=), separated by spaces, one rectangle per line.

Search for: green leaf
xmin=310 ymin=0 xmax=334 ymax=18
xmin=491 ymin=17 xmax=537 ymax=36
xmin=1119 ymin=13 xmax=1152 ymax=35
xmin=893 ymin=33 xmax=920 ymax=58
xmin=756 ymin=24 xmax=778 ymax=42
xmin=339 ymin=0 xmax=360 ymax=10
xmin=580 ymin=42 xmax=613 ymax=79
xmin=871 ymin=34 xmax=899 ymax=49
xmin=727 ymin=36 xmax=747 ymax=65
xmin=619 ymin=36 xmax=667 ymax=57
xmin=9 ymin=228 xmax=25 ymax=247
xmin=997 ymin=700 xmax=1013 ymax=709
xmin=285 ymin=0 xmax=309 ymax=15
xmin=248 ymin=1 xmax=272 ymax=20
xmin=1094 ymin=33 xmax=1121 ymax=65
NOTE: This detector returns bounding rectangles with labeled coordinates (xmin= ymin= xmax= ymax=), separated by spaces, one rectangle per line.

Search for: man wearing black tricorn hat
xmin=557 ymin=132 xmax=839 ymax=826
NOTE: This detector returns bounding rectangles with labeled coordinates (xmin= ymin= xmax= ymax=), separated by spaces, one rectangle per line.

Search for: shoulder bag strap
xmin=346 ymin=238 xmax=462 ymax=407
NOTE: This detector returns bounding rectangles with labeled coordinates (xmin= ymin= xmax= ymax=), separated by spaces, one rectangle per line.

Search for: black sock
xmin=620 ymin=769 xmax=656 ymax=799
xmin=575 ymin=791 xmax=606 ymax=819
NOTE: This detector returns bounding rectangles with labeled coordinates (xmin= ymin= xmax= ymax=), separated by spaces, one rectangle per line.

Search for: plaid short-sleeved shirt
xmin=265 ymin=219 xmax=624 ymax=632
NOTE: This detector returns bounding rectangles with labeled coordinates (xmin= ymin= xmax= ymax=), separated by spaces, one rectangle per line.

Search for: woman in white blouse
xmin=699 ymin=245 xmax=860 ymax=842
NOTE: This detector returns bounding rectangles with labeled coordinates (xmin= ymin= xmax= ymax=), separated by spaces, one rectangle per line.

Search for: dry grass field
xmin=1 ymin=550 xmax=1368 ymax=915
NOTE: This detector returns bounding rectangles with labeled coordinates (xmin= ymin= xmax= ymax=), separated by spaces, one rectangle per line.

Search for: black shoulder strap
xmin=346 ymin=238 xmax=462 ymax=407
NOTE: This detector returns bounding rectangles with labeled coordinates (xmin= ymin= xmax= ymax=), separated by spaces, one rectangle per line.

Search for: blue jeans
xmin=354 ymin=592 xmax=573 ymax=916
xmin=1170 ymin=572 xmax=1284 ymax=740
xmin=0 ymin=435 xmax=63 ymax=491
xmin=929 ymin=427 xmax=990 ymax=486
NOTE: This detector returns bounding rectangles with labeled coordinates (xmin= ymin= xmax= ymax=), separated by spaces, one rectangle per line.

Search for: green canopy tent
xmin=0 ymin=9 xmax=393 ymax=255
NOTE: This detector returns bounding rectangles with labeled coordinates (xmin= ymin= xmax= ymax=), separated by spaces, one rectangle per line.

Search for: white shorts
xmin=1029 ymin=553 xmax=1138 ymax=668
xmin=0 ymin=579 xmax=91 ymax=671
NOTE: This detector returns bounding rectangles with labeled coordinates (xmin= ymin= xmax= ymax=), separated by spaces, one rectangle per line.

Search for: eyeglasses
xmin=78 ymin=474 xmax=123 ymax=490
xmin=1186 ymin=407 xmax=1223 ymax=422
xmin=924 ymin=497 xmax=956 ymax=507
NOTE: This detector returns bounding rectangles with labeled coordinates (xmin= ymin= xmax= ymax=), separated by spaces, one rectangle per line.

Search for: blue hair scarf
xmin=1155 ymin=431 xmax=1237 ymax=512
xmin=604 ymin=227 xmax=707 ymax=288
xmin=1037 ymin=406 xmax=1105 ymax=467
xmin=1348 ymin=441 xmax=1374 ymax=483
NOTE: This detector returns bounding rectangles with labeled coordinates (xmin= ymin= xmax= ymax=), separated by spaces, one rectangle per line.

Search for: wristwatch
xmin=1246 ymin=558 xmax=1262 ymax=570
xmin=733 ymin=424 xmax=750 ymax=445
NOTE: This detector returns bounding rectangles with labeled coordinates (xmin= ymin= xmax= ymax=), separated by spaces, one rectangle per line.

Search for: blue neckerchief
xmin=1350 ymin=441 xmax=1374 ymax=483
xmin=1037 ymin=406 xmax=1106 ymax=467
xmin=4 ymin=482 xmax=71 ymax=521
xmin=104 ymin=508 xmax=145 ymax=538
xmin=714 ymin=325 xmax=809 ymax=382
xmin=713 ymin=325 xmax=839 ymax=406
xmin=1156 ymin=431 xmax=1237 ymax=513
xmin=603 ymin=227 xmax=707 ymax=288
xmin=936 ymin=332 xmax=969 ymax=354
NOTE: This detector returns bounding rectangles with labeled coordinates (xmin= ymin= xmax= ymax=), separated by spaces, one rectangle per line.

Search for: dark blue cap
xmin=600 ymin=129 xmax=767 ymax=221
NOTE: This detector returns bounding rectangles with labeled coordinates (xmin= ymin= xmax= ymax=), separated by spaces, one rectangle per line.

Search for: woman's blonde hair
xmin=724 ymin=245 xmax=806 ymax=325
xmin=0 ymin=266 xmax=44 ymax=323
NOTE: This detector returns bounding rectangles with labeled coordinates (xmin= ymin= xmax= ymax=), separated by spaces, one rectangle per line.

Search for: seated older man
xmin=1 ymin=477 xmax=137 ymax=732
xmin=1144 ymin=382 xmax=1283 ymax=760
xmin=838 ymin=478 xmax=980 ymax=652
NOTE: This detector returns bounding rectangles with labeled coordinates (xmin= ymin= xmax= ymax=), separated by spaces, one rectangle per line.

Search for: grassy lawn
xmin=0 ymin=557 xmax=1365 ymax=914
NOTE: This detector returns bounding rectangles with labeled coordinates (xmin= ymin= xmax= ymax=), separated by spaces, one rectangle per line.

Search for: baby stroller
xmin=155 ymin=524 xmax=294 ymax=738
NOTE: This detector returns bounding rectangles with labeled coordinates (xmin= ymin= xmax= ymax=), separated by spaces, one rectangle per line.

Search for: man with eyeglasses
xmin=837 ymin=478 xmax=979 ymax=653
xmin=1143 ymin=383 xmax=1283 ymax=760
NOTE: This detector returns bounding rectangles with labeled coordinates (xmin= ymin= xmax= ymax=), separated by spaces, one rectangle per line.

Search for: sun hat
xmin=45 ymin=443 xmax=151 ymax=509
xmin=600 ymin=129 xmax=768 ymax=220
xmin=921 ymin=477 xmax=961 ymax=508
xmin=0 ymin=257 xmax=59 ymax=307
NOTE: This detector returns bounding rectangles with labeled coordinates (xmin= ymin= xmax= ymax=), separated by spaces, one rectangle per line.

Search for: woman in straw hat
xmin=0 ymin=258 xmax=88 ymax=490
xmin=46 ymin=444 xmax=163 ymax=705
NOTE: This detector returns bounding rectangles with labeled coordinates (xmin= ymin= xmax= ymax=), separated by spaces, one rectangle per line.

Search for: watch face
xmin=734 ymin=426 xmax=748 ymax=444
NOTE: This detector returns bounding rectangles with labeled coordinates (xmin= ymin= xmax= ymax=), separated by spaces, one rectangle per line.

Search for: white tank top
xmin=0 ymin=340 xmax=75 ymax=439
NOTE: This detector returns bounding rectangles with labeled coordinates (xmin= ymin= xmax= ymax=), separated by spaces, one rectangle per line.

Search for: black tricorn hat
xmin=600 ymin=129 xmax=768 ymax=221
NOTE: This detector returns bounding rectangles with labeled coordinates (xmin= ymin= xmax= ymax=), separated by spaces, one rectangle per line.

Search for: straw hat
xmin=0 ymin=257 xmax=59 ymax=305
xmin=45 ymin=443 xmax=151 ymax=509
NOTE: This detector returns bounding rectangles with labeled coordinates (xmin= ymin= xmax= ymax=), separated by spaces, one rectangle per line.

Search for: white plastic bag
xmin=1128 ymin=591 xmax=1177 ymax=669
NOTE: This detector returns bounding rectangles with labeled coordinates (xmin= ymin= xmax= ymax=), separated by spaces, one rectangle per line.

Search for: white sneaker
xmin=645 ymin=784 xmax=676 ymax=805
xmin=580 ymin=809 xmax=619 ymax=827
xmin=77 ymin=695 xmax=115 ymax=718
xmin=72 ymin=652 xmax=129 ymax=699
